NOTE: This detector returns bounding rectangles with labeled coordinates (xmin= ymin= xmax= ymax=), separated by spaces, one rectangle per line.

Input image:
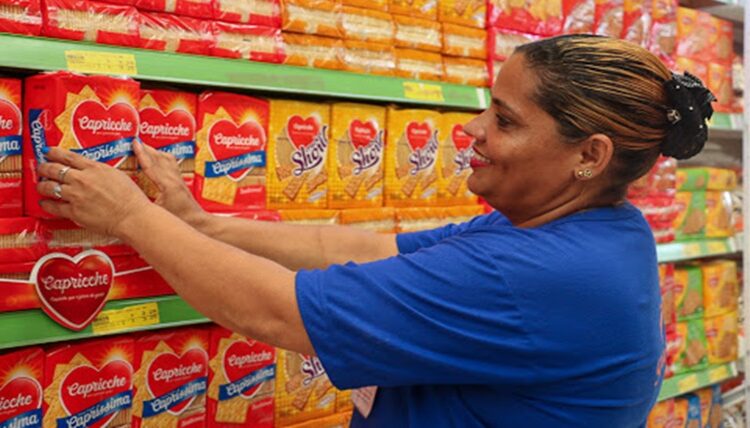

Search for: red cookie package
xmin=42 ymin=0 xmax=140 ymax=47
xmin=0 ymin=78 xmax=23 ymax=217
xmin=138 ymin=12 xmax=214 ymax=56
xmin=0 ymin=0 xmax=42 ymax=35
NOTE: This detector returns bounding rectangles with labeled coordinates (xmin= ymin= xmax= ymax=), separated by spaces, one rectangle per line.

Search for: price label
xmin=65 ymin=50 xmax=138 ymax=76
xmin=708 ymin=365 xmax=729 ymax=383
xmin=677 ymin=374 xmax=699 ymax=393
xmin=684 ymin=243 xmax=701 ymax=258
xmin=707 ymin=241 xmax=727 ymax=254
xmin=92 ymin=302 xmax=160 ymax=335
xmin=403 ymin=82 xmax=445 ymax=103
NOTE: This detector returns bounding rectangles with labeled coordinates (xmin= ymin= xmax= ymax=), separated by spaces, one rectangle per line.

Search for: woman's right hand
xmin=133 ymin=141 xmax=209 ymax=227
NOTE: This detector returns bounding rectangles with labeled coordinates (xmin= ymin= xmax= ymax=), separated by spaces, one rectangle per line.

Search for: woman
xmin=37 ymin=35 xmax=714 ymax=427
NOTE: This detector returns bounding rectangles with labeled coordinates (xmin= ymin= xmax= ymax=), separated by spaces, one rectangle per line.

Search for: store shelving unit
xmin=658 ymin=362 xmax=739 ymax=400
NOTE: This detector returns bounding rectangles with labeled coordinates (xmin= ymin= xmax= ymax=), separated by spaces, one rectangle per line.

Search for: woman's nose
xmin=462 ymin=111 xmax=486 ymax=143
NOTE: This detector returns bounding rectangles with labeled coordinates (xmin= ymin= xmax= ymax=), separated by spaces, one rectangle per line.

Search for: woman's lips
xmin=470 ymin=150 xmax=491 ymax=168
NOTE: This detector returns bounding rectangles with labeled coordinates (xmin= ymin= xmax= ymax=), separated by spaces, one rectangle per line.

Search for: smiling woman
xmin=36 ymin=34 xmax=714 ymax=428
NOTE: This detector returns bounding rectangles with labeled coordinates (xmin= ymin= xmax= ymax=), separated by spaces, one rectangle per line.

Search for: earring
xmin=576 ymin=169 xmax=593 ymax=179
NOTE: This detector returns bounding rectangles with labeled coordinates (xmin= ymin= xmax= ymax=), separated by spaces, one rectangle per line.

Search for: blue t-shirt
xmin=295 ymin=203 xmax=664 ymax=427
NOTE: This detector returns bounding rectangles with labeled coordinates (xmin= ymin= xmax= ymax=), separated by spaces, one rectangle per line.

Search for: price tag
xmin=65 ymin=50 xmax=138 ymax=76
xmin=707 ymin=241 xmax=728 ymax=254
xmin=403 ymin=82 xmax=445 ymax=103
xmin=708 ymin=365 xmax=729 ymax=383
xmin=92 ymin=302 xmax=160 ymax=335
xmin=684 ymin=243 xmax=701 ymax=258
xmin=677 ymin=374 xmax=699 ymax=393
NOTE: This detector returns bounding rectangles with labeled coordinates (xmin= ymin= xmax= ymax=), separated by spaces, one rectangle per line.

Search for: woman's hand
xmin=133 ymin=141 xmax=208 ymax=227
xmin=37 ymin=147 xmax=150 ymax=238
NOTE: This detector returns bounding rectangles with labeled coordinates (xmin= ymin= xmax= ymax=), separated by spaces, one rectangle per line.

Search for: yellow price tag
xmin=65 ymin=50 xmax=138 ymax=76
xmin=684 ymin=243 xmax=701 ymax=257
xmin=403 ymin=82 xmax=445 ymax=103
xmin=709 ymin=366 xmax=729 ymax=383
xmin=677 ymin=374 xmax=699 ymax=393
xmin=707 ymin=241 xmax=727 ymax=254
xmin=92 ymin=302 xmax=160 ymax=335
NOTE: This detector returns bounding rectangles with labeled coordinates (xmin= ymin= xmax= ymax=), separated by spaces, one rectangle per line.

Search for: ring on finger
xmin=52 ymin=183 xmax=63 ymax=200
xmin=58 ymin=166 xmax=71 ymax=183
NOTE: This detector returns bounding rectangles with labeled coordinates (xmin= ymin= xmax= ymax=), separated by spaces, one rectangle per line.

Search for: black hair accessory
xmin=661 ymin=71 xmax=716 ymax=160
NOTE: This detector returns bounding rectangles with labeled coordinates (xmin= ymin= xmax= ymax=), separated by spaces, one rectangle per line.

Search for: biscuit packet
xmin=342 ymin=40 xmax=396 ymax=76
xmin=338 ymin=6 xmax=393 ymax=44
xmin=0 ymin=217 xmax=45 ymax=263
xmin=704 ymin=311 xmax=738 ymax=364
xmin=339 ymin=208 xmax=396 ymax=233
xmin=646 ymin=398 xmax=673 ymax=428
xmin=442 ymin=57 xmax=488 ymax=87
xmin=267 ymin=100 xmax=331 ymax=209
xmin=708 ymin=63 xmax=734 ymax=112
xmin=282 ymin=0 xmax=341 ymax=38
xmin=335 ymin=389 xmax=353 ymax=413
xmin=212 ymin=0 xmax=280 ymax=26
xmin=488 ymin=29 xmax=539 ymax=61
xmin=138 ymin=89 xmax=197 ymax=174
xmin=134 ymin=0 xmax=211 ymax=18
xmin=674 ymin=265 xmax=703 ymax=321
xmin=621 ymin=0 xmax=650 ymax=47
xmin=659 ymin=263 xmax=676 ymax=327
xmin=279 ymin=209 xmax=339 ymax=225
xmin=439 ymin=112 xmax=478 ymax=205
xmin=713 ymin=17 xmax=733 ymax=64
xmin=673 ymin=191 xmax=706 ymax=240
xmin=283 ymin=33 xmax=345 ymax=70
xmin=393 ymin=14 xmax=441 ymax=52
xmin=389 ymin=0 xmax=437 ymax=20
xmin=701 ymin=260 xmax=738 ymax=317
xmin=0 ymin=0 xmax=42 ymax=35
xmin=328 ymin=102 xmax=385 ymax=209
xmin=138 ymin=12 xmax=214 ymax=56
xmin=442 ymin=205 xmax=484 ymax=224
xmin=342 ymin=0 xmax=386 ymax=11
xmin=487 ymin=0 xmax=545 ymax=35
xmin=705 ymin=191 xmax=733 ymax=238
xmin=543 ymin=0 xmax=563 ymax=35
xmin=676 ymin=167 xmax=737 ymax=191
xmin=0 ymin=347 xmax=44 ymax=428
xmin=673 ymin=395 xmax=702 ymax=428
xmin=438 ymin=0 xmax=485 ymax=28
xmin=395 ymin=49 xmax=443 ymax=81
xmin=674 ymin=319 xmax=709 ymax=374
xmin=42 ymin=0 xmax=140 ymax=47
xmin=285 ymin=412 xmax=352 ymax=428
xmin=385 ymin=107 xmax=441 ymax=207
xmin=0 ymin=78 xmax=22 ymax=217
xmin=647 ymin=0 xmax=677 ymax=66
xmin=562 ymin=0 xmax=594 ymax=33
xmin=708 ymin=384 xmax=723 ymax=427
xmin=275 ymin=349 xmax=336 ymax=426
xmin=441 ymin=23 xmax=486 ymax=59
xmin=210 ymin=23 xmax=285 ymax=63
xmin=594 ymin=0 xmax=623 ymax=38
xmin=396 ymin=207 xmax=445 ymax=232
xmin=695 ymin=388 xmax=712 ymax=428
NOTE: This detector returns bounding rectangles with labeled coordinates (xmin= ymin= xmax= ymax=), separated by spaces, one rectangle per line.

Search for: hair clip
xmin=666 ymin=109 xmax=682 ymax=125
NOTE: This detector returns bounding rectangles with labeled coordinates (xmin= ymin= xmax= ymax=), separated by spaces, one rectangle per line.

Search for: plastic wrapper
xmin=441 ymin=23 xmax=486 ymax=59
xmin=713 ymin=16 xmax=733 ymax=64
xmin=213 ymin=0 xmax=280 ymax=26
xmin=443 ymin=56 xmax=488 ymax=87
xmin=621 ymin=0 xmax=651 ymax=47
xmin=0 ymin=0 xmax=42 ymax=35
xmin=646 ymin=399 xmax=673 ymax=428
xmin=42 ymin=217 xmax=134 ymax=256
xmin=395 ymin=48 xmax=443 ymax=81
xmin=0 ymin=78 xmax=22 ymax=217
xmin=708 ymin=62 xmax=734 ymax=112
xmin=138 ymin=12 xmax=214 ymax=55
xmin=438 ymin=113 xmax=477 ymax=205
xmin=283 ymin=33 xmax=344 ymax=70
xmin=338 ymin=5 xmax=393 ymax=44
xmin=543 ymin=0 xmax=563 ymax=35
xmin=675 ymin=7 xmax=713 ymax=61
xmin=562 ymin=0 xmax=594 ymax=34
xmin=396 ymin=207 xmax=446 ymax=232
xmin=594 ymin=0 xmax=623 ymax=38
xmin=339 ymin=208 xmax=396 ymax=233
xmin=282 ymin=0 xmax=341 ymax=38
xmin=627 ymin=156 xmax=677 ymax=199
xmin=675 ymin=265 xmax=703 ymax=321
xmin=0 ymin=217 xmax=45 ymax=264
xmin=393 ymin=14 xmax=441 ymax=52
xmin=673 ymin=318 xmax=709 ymax=374
xmin=275 ymin=349 xmax=336 ymax=426
xmin=488 ymin=28 xmax=538 ymax=61
xmin=441 ymin=205 xmax=483 ymax=224
xmin=629 ymin=196 xmax=677 ymax=243
xmin=278 ymin=209 xmax=339 ymax=225
xmin=673 ymin=190 xmax=707 ymax=240
xmin=677 ymin=167 xmax=737 ymax=191
xmin=647 ymin=0 xmax=676 ymax=66
xmin=138 ymin=89 xmax=197 ymax=174
xmin=437 ymin=0 xmax=485 ymax=28
xmin=673 ymin=396 xmax=702 ymax=427
xmin=389 ymin=0 xmax=436 ymax=21
xmin=342 ymin=0 xmax=386 ymax=11
xmin=134 ymin=0 xmax=211 ymax=19
xmin=701 ymin=260 xmax=738 ymax=318
xmin=211 ymin=22 xmax=285 ymax=63
xmin=705 ymin=190 xmax=733 ymax=238
xmin=704 ymin=311 xmax=738 ymax=364
xmin=42 ymin=0 xmax=140 ymax=47
xmin=487 ymin=0 xmax=545 ymax=35
xmin=342 ymin=40 xmax=395 ymax=76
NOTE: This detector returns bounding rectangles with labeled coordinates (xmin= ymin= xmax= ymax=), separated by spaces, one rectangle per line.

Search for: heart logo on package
xmin=0 ymin=376 xmax=42 ymax=420
xmin=451 ymin=124 xmax=474 ymax=151
xmin=348 ymin=120 xmax=378 ymax=150
xmin=32 ymin=250 xmax=114 ymax=331
xmin=286 ymin=115 xmax=321 ymax=150
xmin=72 ymin=100 xmax=138 ymax=167
xmin=146 ymin=348 xmax=208 ymax=415
xmin=208 ymin=119 xmax=266 ymax=182
xmin=406 ymin=122 xmax=433 ymax=152
xmin=0 ymin=99 xmax=21 ymax=137
xmin=222 ymin=340 xmax=273 ymax=399
xmin=60 ymin=360 xmax=132 ymax=428
xmin=138 ymin=107 xmax=195 ymax=149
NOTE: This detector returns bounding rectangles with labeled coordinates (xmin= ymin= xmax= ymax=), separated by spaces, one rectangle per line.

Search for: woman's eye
xmin=495 ymin=114 xmax=512 ymax=128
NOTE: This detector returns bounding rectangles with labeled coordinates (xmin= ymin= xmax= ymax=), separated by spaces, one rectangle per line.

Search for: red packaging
xmin=487 ymin=0 xmax=545 ymax=35
xmin=194 ymin=91 xmax=269 ymax=213
xmin=544 ymin=0 xmax=563 ymax=36
xmin=665 ymin=326 xmax=678 ymax=378
xmin=675 ymin=56 xmax=708 ymax=87
xmin=213 ymin=0 xmax=280 ymax=27
xmin=139 ymin=89 xmax=197 ymax=172
xmin=210 ymin=22 xmax=285 ymax=63
xmin=0 ymin=347 xmax=44 ymax=428
xmin=628 ymin=156 xmax=677 ymax=199
xmin=0 ymin=0 xmax=42 ymax=35
xmin=42 ymin=0 xmax=140 ymax=47
xmin=0 ymin=217 xmax=46 ymax=264
xmin=41 ymin=218 xmax=135 ymax=256
xmin=133 ymin=328 xmax=210 ymax=428
xmin=0 ymin=78 xmax=23 ymax=217
xmin=713 ymin=17 xmax=733 ymax=64
xmin=675 ymin=7 xmax=713 ymax=62
xmin=488 ymin=28 xmax=538 ymax=61
xmin=594 ymin=0 xmax=623 ymax=38
xmin=134 ymin=0 xmax=211 ymax=18
xmin=708 ymin=62 xmax=733 ymax=112
xmin=621 ymin=0 xmax=651 ymax=47
xmin=23 ymin=72 xmax=140 ymax=218
xmin=44 ymin=337 xmax=135 ymax=428
xmin=660 ymin=263 xmax=676 ymax=327
xmin=647 ymin=0 xmax=677 ymax=67
xmin=207 ymin=326 xmax=275 ymax=428
xmin=562 ymin=0 xmax=594 ymax=34
xmin=138 ymin=12 xmax=214 ymax=56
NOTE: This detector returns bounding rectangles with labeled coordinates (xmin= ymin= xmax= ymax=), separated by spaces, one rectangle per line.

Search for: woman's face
xmin=464 ymin=53 xmax=584 ymax=222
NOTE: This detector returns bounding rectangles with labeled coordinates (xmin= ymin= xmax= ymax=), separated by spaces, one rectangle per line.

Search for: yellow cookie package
xmin=275 ymin=349 xmax=337 ymax=426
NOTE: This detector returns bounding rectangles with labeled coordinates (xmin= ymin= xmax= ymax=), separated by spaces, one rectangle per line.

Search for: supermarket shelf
xmin=656 ymin=235 xmax=742 ymax=263
xmin=658 ymin=363 xmax=739 ymax=401
xmin=0 ymin=295 xmax=209 ymax=350
xmin=709 ymin=112 xmax=744 ymax=131
xmin=0 ymin=34 xmax=490 ymax=110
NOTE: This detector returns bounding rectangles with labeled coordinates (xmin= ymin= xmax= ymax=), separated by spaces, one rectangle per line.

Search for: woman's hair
xmin=515 ymin=35 xmax=714 ymax=199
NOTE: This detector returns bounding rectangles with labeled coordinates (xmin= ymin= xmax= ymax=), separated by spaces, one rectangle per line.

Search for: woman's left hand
xmin=36 ymin=147 xmax=151 ymax=238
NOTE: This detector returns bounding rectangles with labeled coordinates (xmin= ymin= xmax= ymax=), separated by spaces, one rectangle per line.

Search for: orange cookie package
xmin=441 ymin=23 xmax=486 ymax=59
xmin=283 ymin=33 xmax=345 ymax=70
xmin=487 ymin=0 xmax=545 ymax=36
xmin=393 ymin=14 xmax=442 ymax=52
xmin=389 ymin=0 xmax=437 ymax=21
xmin=282 ymin=0 xmax=341 ymax=38
xmin=342 ymin=40 xmax=396 ymax=76
xmin=438 ymin=0 xmax=485 ymax=28
xmin=339 ymin=6 xmax=393 ymax=44
xmin=395 ymin=48 xmax=443 ymax=81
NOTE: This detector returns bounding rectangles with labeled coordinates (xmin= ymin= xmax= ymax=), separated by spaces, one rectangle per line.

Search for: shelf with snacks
xmin=0 ymin=34 xmax=490 ymax=110
xmin=656 ymin=235 xmax=743 ymax=263
xmin=0 ymin=294 xmax=209 ymax=351
xmin=658 ymin=362 xmax=739 ymax=401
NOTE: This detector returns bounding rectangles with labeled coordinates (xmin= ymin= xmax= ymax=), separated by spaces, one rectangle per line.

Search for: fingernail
xmin=41 ymin=146 xmax=50 ymax=154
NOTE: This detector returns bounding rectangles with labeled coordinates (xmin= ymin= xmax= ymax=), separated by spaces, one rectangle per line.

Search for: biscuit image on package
xmin=441 ymin=23 xmax=486 ymax=59
xmin=704 ymin=311 xmax=738 ymax=364
xmin=282 ymin=0 xmax=341 ymax=38
xmin=701 ymin=260 xmax=738 ymax=317
xmin=677 ymin=167 xmax=737 ymax=191
xmin=673 ymin=191 xmax=707 ymax=240
xmin=674 ymin=266 xmax=703 ymax=321
xmin=275 ymin=349 xmax=336 ymax=426
xmin=705 ymin=191 xmax=733 ymax=238
xmin=283 ymin=33 xmax=345 ymax=70
xmin=438 ymin=112 xmax=478 ymax=205
xmin=395 ymin=48 xmax=443 ymax=81
xmin=674 ymin=319 xmax=708 ymax=374
xmin=207 ymin=327 xmax=276 ymax=428
xmin=328 ymin=102 xmax=385 ymax=209
xmin=267 ymin=100 xmax=330 ymax=209
xmin=342 ymin=0 xmax=386 ymax=11
xmin=385 ymin=107 xmax=441 ymax=207
xmin=210 ymin=22 xmax=285 ymax=63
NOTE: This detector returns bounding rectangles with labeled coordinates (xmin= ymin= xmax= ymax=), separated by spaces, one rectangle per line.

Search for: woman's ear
xmin=574 ymin=133 xmax=614 ymax=180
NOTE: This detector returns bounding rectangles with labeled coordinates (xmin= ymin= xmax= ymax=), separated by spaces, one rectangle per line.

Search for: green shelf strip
xmin=0 ymin=34 xmax=489 ymax=109
xmin=0 ymin=295 xmax=209 ymax=350
xmin=658 ymin=362 xmax=738 ymax=401
xmin=708 ymin=112 xmax=743 ymax=131
xmin=656 ymin=236 xmax=741 ymax=263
